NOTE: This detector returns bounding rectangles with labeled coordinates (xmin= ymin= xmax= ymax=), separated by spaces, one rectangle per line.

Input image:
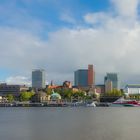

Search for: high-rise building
xmin=74 ymin=70 xmax=88 ymax=87
xmin=74 ymin=65 xmax=95 ymax=87
xmin=32 ymin=69 xmax=46 ymax=89
xmin=88 ymin=65 xmax=95 ymax=87
xmin=104 ymin=73 xmax=118 ymax=92
xmin=105 ymin=79 xmax=113 ymax=93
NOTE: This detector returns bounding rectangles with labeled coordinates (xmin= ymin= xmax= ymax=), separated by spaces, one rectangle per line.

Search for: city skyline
xmin=0 ymin=65 xmax=118 ymax=86
xmin=1 ymin=0 xmax=140 ymax=86
xmin=0 ymin=64 xmax=139 ymax=88
xmin=0 ymin=66 xmax=116 ymax=85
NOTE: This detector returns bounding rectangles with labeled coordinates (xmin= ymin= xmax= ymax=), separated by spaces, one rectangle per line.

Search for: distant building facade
xmin=125 ymin=84 xmax=140 ymax=95
xmin=105 ymin=80 xmax=113 ymax=93
xmin=95 ymin=85 xmax=105 ymax=94
xmin=63 ymin=81 xmax=72 ymax=88
xmin=0 ymin=83 xmax=29 ymax=96
xmin=88 ymin=65 xmax=95 ymax=87
xmin=32 ymin=69 xmax=46 ymax=89
xmin=104 ymin=73 xmax=118 ymax=92
xmin=74 ymin=65 xmax=95 ymax=87
xmin=31 ymin=91 xmax=50 ymax=103
xmin=74 ymin=70 xmax=88 ymax=87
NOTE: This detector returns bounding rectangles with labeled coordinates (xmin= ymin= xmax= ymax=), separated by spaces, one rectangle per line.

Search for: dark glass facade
xmin=74 ymin=70 xmax=88 ymax=87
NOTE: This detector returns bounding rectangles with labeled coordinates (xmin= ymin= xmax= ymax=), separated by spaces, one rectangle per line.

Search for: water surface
xmin=0 ymin=107 xmax=140 ymax=140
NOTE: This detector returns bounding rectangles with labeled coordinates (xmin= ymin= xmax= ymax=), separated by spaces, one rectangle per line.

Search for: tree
xmin=129 ymin=94 xmax=140 ymax=100
xmin=7 ymin=94 xmax=14 ymax=102
xmin=45 ymin=88 xmax=52 ymax=95
xmin=100 ymin=89 xmax=123 ymax=102
xmin=55 ymin=88 xmax=73 ymax=99
xmin=62 ymin=89 xmax=73 ymax=99
xmin=20 ymin=92 xmax=34 ymax=101
xmin=104 ymin=89 xmax=124 ymax=97
xmin=72 ymin=91 xmax=85 ymax=100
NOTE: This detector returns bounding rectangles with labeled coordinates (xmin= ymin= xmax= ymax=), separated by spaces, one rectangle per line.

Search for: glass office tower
xmin=74 ymin=70 xmax=88 ymax=87
xmin=32 ymin=69 xmax=46 ymax=89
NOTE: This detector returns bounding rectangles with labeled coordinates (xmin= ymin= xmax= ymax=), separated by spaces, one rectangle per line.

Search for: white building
xmin=124 ymin=84 xmax=140 ymax=95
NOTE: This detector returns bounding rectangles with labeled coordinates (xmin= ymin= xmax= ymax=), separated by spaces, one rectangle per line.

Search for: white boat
xmin=112 ymin=97 xmax=140 ymax=107
xmin=86 ymin=102 xmax=96 ymax=107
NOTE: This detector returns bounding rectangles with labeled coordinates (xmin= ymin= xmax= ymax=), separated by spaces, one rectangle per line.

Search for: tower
xmin=88 ymin=64 xmax=95 ymax=87
xmin=32 ymin=69 xmax=46 ymax=89
xmin=104 ymin=73 xmax=118 ymax=92
xmin=74 ymin=64 xmax=95 ymax=87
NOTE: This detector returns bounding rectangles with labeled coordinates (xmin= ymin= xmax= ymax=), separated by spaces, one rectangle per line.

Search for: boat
xmin=86 ymin=102 xmax=96 ymax=107
xmin=70 ymin=101 xmax=85 ymax=107
xmin=112 ymin=97 xmax=140 ymax=107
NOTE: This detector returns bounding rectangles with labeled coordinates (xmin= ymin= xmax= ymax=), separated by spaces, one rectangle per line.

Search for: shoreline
xmin=0 ymin=102 xmax=110 ymax=107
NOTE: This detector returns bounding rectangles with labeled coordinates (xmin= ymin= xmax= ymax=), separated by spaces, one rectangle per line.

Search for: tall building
xmin=32 ymin=69 xmax=46 ymax=89
xmin=105 ymin=80 xmax=113 ymax=93
xmin=104 ymin=73 xmax=118 ymax=92
xmin=74 ymin=65 xmax=95 ymax=87
xmin=74 ymin=70 xmax=88 ymax=87
xmin=88 ymin=65 xmax=95 ymax=87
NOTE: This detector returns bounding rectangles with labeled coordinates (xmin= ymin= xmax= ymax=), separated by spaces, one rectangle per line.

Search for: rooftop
xmin=125 ymin=84 xmax=140 ymax=88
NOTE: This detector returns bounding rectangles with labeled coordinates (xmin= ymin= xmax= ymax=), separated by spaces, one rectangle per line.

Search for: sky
xmin=0 ymin=0 xmax=140 ymax=87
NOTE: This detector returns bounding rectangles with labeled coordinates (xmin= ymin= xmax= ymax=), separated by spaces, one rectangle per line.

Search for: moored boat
xmin=112 ymin=97 xmax=140 ymax=107
xmin=86 ymin=102 xmax=96 ymax=107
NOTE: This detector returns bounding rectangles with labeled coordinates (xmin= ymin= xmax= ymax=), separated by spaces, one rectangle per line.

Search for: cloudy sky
xmin=0 ymin=0 xmax=140 ymax=86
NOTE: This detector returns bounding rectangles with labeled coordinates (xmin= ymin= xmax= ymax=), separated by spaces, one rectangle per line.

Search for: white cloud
xmin=60 ymin=13 xmax=76 ymax=24
xmin=6 ymin=76 xmax=31 ymax=86
xmin=1 ymin=0 xmax=140 ymax=86
xmin=111 ymin=0 xmax=140 ymax=18
xmin=84 ymin=12 xmax=111 ymax=25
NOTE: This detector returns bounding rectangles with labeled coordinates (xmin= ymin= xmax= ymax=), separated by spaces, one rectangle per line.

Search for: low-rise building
xmin=31 ymin=91 xmax=50 ymax=103
xmin=0 ymin=83 xmax=29 ymax=96
xmin=124 ymin=84 xmax=140 ymax=95
xmin=50 ymin=91 xmax=61 ymax=101
xmin=0 ymin=96 xmax=3 ymax=102
xmin=0 ymin=96 xmax=8 ymax=103
xmin=63 ymin=81 xmax=72 ymax=88
xmin=95 ymin=85 xmax=105 ymax=94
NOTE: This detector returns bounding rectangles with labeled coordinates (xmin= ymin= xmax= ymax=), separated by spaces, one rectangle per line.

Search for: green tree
xmin=72 ymin=91 xmax=85 ymax=100
xmin=20 ymin=91 xmax=34 ymax=101
xmin=104 ymin=89 xmax=124 ymax=97
xmin=56 ymin=88 xmax=73 ymax=99
xmin=63 ymin=89 xmax=73 ymax=99
xmin=85 ymin=96 xmax=92 ymax=100
xmin=7 ymin=94 xmax=14 ymax=102
xmin=129 ymin=94 xmax=140 ymax=100
xmin=45 ymin=88 xmax=52 ymax=95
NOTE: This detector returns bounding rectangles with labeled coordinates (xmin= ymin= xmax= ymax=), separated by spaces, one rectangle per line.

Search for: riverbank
xmin=0 ymin=102 xmax=110 ymax=107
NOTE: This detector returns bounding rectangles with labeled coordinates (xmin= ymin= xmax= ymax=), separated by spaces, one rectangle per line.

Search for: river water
xmin=0 ymin=107 xmax=140 ymax=140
